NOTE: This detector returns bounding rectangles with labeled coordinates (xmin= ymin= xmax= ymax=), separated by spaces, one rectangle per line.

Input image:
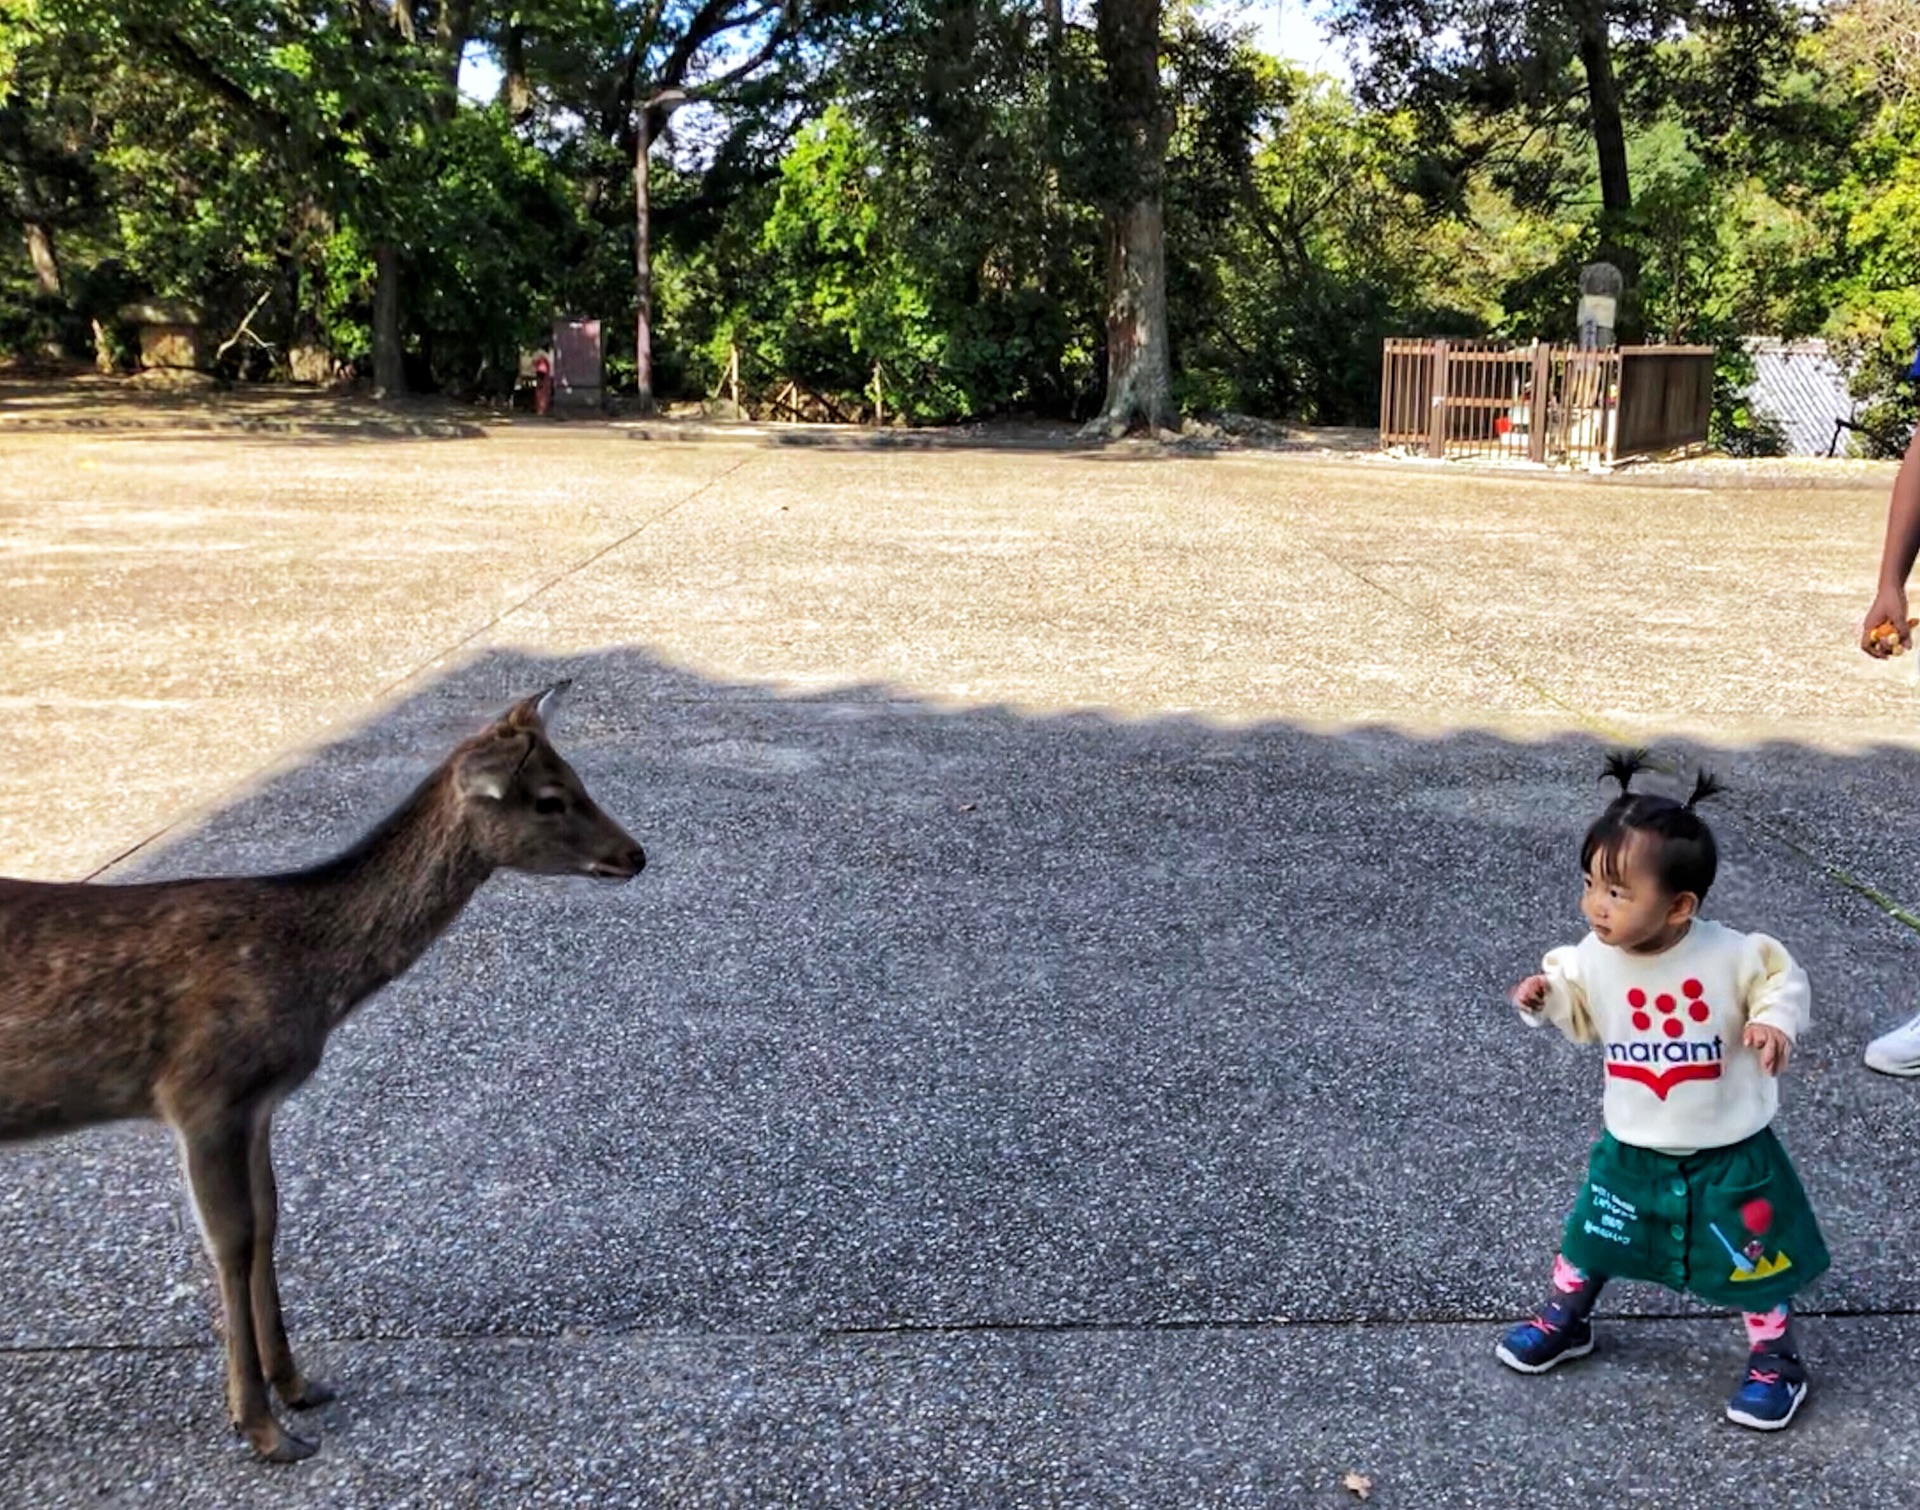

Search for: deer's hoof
xmin=279 ymin=1375 xmax=337 ymax=1410
xmin=248 ymin=1424 xmax=320 ymax=1463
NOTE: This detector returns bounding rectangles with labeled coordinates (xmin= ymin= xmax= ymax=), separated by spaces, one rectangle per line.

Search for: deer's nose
xmin=587 ymin=843 xmax=645 ymax=880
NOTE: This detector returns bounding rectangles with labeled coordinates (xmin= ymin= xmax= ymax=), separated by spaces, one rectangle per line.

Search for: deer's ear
xmin=456 ymin=732 xmax=533 ymax=801
xmin=505 ymin=680 xmax=572 ymax=732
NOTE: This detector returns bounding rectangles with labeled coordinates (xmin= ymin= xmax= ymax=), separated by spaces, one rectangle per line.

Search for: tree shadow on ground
xmin=1 ymin=377 xmax=1395 ymax=457
xmin=4 ymin=644 xmax=1920 ymax=1495
xmin=0 ymin=378 xmax=487 ymax=442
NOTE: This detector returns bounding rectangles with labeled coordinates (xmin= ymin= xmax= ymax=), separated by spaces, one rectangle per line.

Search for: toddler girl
xmin=1499 ymin=752 xmax=1829 ymax=1431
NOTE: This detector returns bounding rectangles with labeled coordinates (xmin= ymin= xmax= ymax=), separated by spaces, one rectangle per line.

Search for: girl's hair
xmin=1580 ymin=750 xmax=1724 ymax=898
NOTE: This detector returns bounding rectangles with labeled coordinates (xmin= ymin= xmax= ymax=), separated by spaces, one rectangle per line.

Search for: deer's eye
xmin=533 ymin=794 xmax=567 ymax=816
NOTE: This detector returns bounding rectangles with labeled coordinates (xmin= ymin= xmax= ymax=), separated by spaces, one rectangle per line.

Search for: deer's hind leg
xmin=248 ymin=1108 xmax=335 ymax=1410
xmin=181 ymin=1109 xmax=317 ymax=1463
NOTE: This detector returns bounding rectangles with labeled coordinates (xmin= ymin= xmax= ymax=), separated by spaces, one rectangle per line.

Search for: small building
xmin=118 ymin=299 xmax=206 ymax=371
xmin=1741 ymin=338 xmax=1859 ymax=456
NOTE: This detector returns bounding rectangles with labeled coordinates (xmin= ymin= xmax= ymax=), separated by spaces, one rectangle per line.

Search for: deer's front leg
xmin=183 ymin=1115 xmax=317 ymax=1463
xmin=249 ymin=1112 xmax=335 ymax=1411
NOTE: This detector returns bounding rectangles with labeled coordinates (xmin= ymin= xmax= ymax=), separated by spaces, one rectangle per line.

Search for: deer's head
xmin=452 ymin=683 xmax=646 ymax=881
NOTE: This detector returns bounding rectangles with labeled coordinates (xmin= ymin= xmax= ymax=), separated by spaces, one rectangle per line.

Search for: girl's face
xmin=1581 ymin=837 xmax=1696 ymax=953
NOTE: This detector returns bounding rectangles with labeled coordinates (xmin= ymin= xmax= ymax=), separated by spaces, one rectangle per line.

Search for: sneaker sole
xmin=1864 ymin=1048 xmax=1920 ymax=1077
xmin=1726 ymin=1380 xmax=1808 ymax=1431
xmin=1495 ymin=1335 xmax=1595 ymax=1375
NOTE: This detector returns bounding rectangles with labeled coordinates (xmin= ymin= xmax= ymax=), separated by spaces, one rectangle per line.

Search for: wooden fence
xmin=1614 ymin=345 xmax=1715 ymax=459
xmin=1380 ymin=339 xmax=1713 ymax=465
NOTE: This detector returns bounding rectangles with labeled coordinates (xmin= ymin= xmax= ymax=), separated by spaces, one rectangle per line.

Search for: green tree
xmin=7 ymin=0 xmax=502 ymax=392
xmin=1804 ymin=0 xmax=1920 ymax=450
xmin=507 ymin=0 xmax=855 ymax=411
xmin=0 ymin=9 xmax=98 ymax=301
xmin=835 ymin=0 xmax=1102 ymax=416
xmin=649 ymin=0 xmax=1104 ymax=422
xmin=1323 ymin=0 xmax=1805 ymax=287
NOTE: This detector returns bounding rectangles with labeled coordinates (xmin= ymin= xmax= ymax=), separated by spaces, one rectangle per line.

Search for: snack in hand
xmin=1869 ymin=617 xmax=1919 ymax=654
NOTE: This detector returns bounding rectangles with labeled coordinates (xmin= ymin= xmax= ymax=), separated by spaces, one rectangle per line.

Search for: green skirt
xmin=1559 ymin=1126 xmax=1829 ymax=1310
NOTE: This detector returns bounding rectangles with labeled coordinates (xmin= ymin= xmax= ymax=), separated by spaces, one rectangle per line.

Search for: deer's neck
xmin=292 ymin=772 xmax=495 ymax=1022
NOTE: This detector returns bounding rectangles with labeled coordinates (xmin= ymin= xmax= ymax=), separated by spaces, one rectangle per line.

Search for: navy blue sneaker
xmin=1495 ymin=1297 xmax=1595 ymax=1374
xmin=1725 ymin=1352 xmax=1809 ymax=1431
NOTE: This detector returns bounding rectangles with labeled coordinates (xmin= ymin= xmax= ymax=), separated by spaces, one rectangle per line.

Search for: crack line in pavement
xmin=818 ymin=1303 xmax=1918 ymax=1337
xmin=1301 ymin=537 xmax=1920 ymax=941
xmin=0 ymin=1305 xmax=1905 ymax=1359
xmin=81 ymin=452 xmax=755 ymax=883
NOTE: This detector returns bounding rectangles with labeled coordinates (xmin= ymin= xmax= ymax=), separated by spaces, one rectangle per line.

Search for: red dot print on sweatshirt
xmin=1656 ymin=993 xmax=1677 ymax=1014
xmin=1684 ymin=978 xmax=1711 ymax=1023
xmin=1628 ymin=986 xmax=1650 ymax=1031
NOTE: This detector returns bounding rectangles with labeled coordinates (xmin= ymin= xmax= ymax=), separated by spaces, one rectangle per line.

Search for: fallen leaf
xmin=1341 ymin=1471 xmax=1372 ymax=1500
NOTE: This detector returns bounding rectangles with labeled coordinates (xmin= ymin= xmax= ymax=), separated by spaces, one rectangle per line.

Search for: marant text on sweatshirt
xmin=1524 ymin=918 xmax=1810 ymax=1156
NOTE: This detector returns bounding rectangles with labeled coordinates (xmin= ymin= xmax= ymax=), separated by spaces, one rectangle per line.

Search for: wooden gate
xmin=1380 ymin=339 xmax=1712 ymax=465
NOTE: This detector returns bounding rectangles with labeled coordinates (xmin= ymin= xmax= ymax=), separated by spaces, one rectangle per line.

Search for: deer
xmin=0 ymin=683 xmax=644 ymax=1462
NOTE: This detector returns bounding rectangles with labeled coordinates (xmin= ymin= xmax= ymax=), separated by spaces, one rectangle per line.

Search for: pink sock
xmin=1552 ymin=1254 xmax=1588 ymax=1295
xmin=1744 ymin=1305 xmax=1790 ymax=1350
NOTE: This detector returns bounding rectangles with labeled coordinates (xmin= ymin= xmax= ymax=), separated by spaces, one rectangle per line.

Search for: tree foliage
xmin=0 ymin=0 xmax=1913 ymax=447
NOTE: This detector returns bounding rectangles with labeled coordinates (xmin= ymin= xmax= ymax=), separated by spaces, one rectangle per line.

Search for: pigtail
xmin=1600 ymin=748 xmax=1649 ymax=795
xmin=1684 ymin=770 xmax=1724 ymax=811
xmin=1581 ymin=753 xmax=1722 ymax=903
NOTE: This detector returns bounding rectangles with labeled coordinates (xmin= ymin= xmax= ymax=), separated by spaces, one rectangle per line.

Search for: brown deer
xmin=0 ymin=684 xmax=644 ymax=1462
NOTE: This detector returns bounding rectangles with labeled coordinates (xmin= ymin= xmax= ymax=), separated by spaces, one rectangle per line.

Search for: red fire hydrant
xmin=533 ymin=354 xmax=553 ymax=416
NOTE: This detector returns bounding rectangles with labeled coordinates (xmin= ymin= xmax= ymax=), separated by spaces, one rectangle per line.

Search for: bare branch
xmin=635 ymin=0 xmax=673 ymax=56
xmin=638 ymin=1 xmax=794 ymax=138
xmin=679 ymin=15 xmax=791 ymax=102
xmin=213 ymin=286 xmax=276 ymax=365
xmin=658 ymin=1 xmax=775 ymax=89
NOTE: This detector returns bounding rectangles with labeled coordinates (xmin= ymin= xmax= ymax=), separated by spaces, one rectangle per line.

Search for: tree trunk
xmin=1574 ymin=1 xmax=1631 ymax=217
xmin=435 ymin=0 xmax=476 ymax=63
xmin=23 ymin=221 xmax=62 ymax=296
xmin=632 ymin=109 xmax=656 ymax=415
xmin=1100 ymin=200 xmax=1173 ymax=432
xmin=372 ymin=243 xmax=406 ymax=397
xmin=1573 ymin=1 xmax=1638 ymax=333
xmin=433 ymin=0 xmax=477 ymax=109
xmin=503 ymin=24 xmax=533 ymax=122
xmin=1091 ymin=0 xmax=1173 ymax=435
xmin=1039 ymin=0 xmax=1067 ymax=404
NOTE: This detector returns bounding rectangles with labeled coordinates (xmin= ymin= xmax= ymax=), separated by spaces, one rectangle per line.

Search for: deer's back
xmin=0 ymin=875 xmax=322 ymax=1140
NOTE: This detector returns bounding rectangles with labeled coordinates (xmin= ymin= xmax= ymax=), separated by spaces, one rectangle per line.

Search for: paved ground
xmin=3 ymin=387 xmax=1920 ymax=1505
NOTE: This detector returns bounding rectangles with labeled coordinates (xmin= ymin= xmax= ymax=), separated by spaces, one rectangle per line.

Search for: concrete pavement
xmin=2 ymin=400 xmax=1920 ymax=1505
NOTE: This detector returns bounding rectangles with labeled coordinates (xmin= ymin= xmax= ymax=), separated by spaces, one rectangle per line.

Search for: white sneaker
xmin=1865 ymin=1011 xmax=1920 ymax=1076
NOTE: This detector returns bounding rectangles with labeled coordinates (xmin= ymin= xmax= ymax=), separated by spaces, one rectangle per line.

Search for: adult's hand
xmin=1861 ymin=585 xmax=1912 ymax=657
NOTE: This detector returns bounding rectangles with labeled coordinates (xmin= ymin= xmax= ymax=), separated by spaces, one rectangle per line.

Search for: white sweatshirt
xmin=1524 ymin=918 xmax=1811 ymax=1155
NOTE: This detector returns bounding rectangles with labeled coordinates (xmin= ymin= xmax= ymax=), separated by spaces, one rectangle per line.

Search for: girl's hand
xmin=1744 ymin=1022 xmax=1792 ymax=1075
xmin=1511 ymin=975 xmax=1551 ymax=1013
xmin=1861 ymin=586 xmax=1912 ymax=656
